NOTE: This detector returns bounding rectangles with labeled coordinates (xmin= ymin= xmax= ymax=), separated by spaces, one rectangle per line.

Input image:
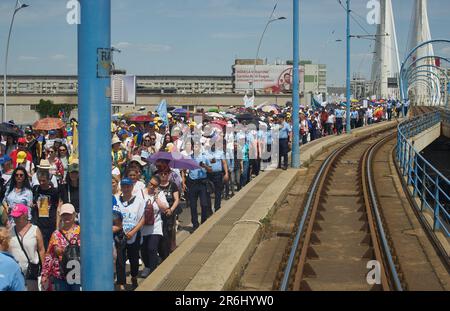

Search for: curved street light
xmin=252 ymin=3 xmax=286 ymax=96
xmin=3 ymin=0 xmax=29 ymax=123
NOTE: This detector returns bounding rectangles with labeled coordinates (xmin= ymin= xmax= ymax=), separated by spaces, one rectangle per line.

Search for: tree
xmin=35 ymin=99 xmax=75 ymax=119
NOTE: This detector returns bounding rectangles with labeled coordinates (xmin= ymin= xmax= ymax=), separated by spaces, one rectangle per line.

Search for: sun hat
xmin=60 ymin=203 xmax=76 ymax=215
xmin=130 ymin=155 xmax=146 ymax=167
xmin=11 ymin=204 xmax=28 ymax=218
xmin=111 ymin=136 xmax=121 ymax=145
xmin=16 ymin=151 xmax=27 ymax=164
xmin=37 ymin=159 xmax=52 ymax=170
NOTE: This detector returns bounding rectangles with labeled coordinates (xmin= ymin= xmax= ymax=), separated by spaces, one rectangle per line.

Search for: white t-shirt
xmin=112 ymin=167 xmax=120 ymax=176
xmin=114 ymin=194 xmax=146 ymax=245
xmin=31 ymin=173 xmax=58 ymax=189
xmin=327 ymin=114 xmax=335 ymax=124
xmin=141 ymin=191 xmax=168 ymax=237
xmin=132 ymin=181 xmax=146 ymax=198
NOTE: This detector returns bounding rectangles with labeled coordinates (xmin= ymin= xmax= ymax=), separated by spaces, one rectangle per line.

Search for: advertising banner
xmin=234 ymin=65 xmax=302 ymax=94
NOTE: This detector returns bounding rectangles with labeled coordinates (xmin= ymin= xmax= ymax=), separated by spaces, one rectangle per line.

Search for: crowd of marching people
xmin=0 ymin=99 xmax=399 ymax=291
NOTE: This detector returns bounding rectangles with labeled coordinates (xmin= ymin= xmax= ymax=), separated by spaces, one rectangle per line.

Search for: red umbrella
xmin=33 ymin=118 xmax=65 ymax=131
xmin=128 ymin=115 xmax=151 ymax=123
xmin=211 ymin=120 xmax=228 ymax=127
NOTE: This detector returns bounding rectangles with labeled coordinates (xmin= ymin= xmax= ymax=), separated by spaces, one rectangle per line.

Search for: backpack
xmin=59 ymin=230 xmax=80 ymax=277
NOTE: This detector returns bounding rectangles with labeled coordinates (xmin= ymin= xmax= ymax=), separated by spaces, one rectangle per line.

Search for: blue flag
xmin=157 ymin=99 xmax=169 ymax=126
xmin=311 ymin=96 xmax=322 ymax=110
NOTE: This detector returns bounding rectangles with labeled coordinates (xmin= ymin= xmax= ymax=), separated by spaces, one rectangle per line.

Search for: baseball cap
xmin=60 ymin=203 xmax=76 ymax=215
xmin=11 ymin=204 xmax=28 ymax=218
xmin=68 ymin=163 xmax=79 ymax=173
xmin=48 ymin=130 xmax=57 ymax=135
xmin=17 ymin=151 xmax=27 ymax=164
xmin=17 ymin=137 xmax=27 ymax=144
xmin=120 ymin=178 xmax=134 ymax=186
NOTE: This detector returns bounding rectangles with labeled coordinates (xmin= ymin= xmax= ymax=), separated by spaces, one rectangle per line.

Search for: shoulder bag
xmin=14 ymin=226 xmax=41 ymax=280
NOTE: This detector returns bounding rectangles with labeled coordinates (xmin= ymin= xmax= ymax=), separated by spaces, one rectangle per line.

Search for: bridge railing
xmin=397 ymin=110 xmax=450 ymax=237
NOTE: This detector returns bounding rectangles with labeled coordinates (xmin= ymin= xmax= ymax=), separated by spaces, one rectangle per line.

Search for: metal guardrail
xmin=396 ymin=109 xmax=450 ymax=237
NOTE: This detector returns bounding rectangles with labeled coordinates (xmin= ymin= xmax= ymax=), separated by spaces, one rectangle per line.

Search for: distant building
xmin=0 ymin=75 xmax=233 ymax=96
xmin=111 ymin=75 xmax=128 ymax=103
xmin=351 ymin=74 xmax=372 ymax=99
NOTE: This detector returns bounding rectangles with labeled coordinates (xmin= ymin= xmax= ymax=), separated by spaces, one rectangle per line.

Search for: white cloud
xmin=18 ymin=56 xmax=38 ymax=61
xmin=115 ymin=42 xmax=132 ymax=49
xmin=51 ymin=54 xmax=68 ymax=60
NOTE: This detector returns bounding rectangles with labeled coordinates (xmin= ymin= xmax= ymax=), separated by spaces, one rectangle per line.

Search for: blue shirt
xmin=279 ymin=122 xmax=291 ymax=139
xmin=0 ymin=252 xmax=26 ymax=291
xmin=207 ymin=150 xmax=225 ymax=173
xmin=351 ymin=111 xmax=358 ymax=119
xmin=335 ymin=109 xmax=345 ymax=118
xmin=188 ymin=154 xmax=208 ymax=180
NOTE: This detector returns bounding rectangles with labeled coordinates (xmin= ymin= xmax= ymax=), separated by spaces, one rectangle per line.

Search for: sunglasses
xmin=148 ymin=183 xmax=159 ymax=188
xmin=59 ymin=149 xmax=67 ymax=152
xmin=15 ymin=173 xmax=25 ymax=177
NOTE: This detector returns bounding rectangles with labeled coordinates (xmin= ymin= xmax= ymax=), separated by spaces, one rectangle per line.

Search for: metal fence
xmin=396 ymin=109 xmax=450 ymax=237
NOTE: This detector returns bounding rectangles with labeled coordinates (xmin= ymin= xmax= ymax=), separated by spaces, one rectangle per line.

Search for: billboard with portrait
xmin=233 ymin=65 xmax=303 ymax=94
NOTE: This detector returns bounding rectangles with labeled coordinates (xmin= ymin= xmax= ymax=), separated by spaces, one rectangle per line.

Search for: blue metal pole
xmin=447 ymin=82 xmax=450 ymax=108
xmin=291 ymin=0 xmax=300 ymax=168
xmin=346 ymin=0 xmax=351 ymax=134
xmin=78 ymin=0 xmax=113 ymax=291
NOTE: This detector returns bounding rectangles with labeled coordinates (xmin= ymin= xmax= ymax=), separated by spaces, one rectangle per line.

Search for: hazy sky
xmin=0 ymin=0 xmax=449 ymax=85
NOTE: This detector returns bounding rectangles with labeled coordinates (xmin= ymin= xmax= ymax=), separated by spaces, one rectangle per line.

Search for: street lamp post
xmin=3 ymin=0 xmax=29 ymax=123
xmin=252 ymin=4 xmax=286 ymax=97
xmin=345 ymin=0 xmax=351 ymax=134
xmin=291 ymin=0 xmax=300 ymax=168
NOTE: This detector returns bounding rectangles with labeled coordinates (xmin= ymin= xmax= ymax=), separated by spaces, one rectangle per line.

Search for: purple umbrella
xmin=147 ymin=151 xmax=201 ymax=170
xmin=172 ymin=108 xmax=188 ymax=114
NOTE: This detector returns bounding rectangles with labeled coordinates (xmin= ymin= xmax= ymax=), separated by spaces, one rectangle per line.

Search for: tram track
xmin=276 ymin=127 xmax=406 ymax=291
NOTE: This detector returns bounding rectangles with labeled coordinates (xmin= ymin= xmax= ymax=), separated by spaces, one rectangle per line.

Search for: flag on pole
xmin=157 ymin=99 xmax=169 ymax=126
xmin=69 ymin=120 xmax=79 ymax=162
xmin=244 ymin=94 xmax=255 ymax=108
